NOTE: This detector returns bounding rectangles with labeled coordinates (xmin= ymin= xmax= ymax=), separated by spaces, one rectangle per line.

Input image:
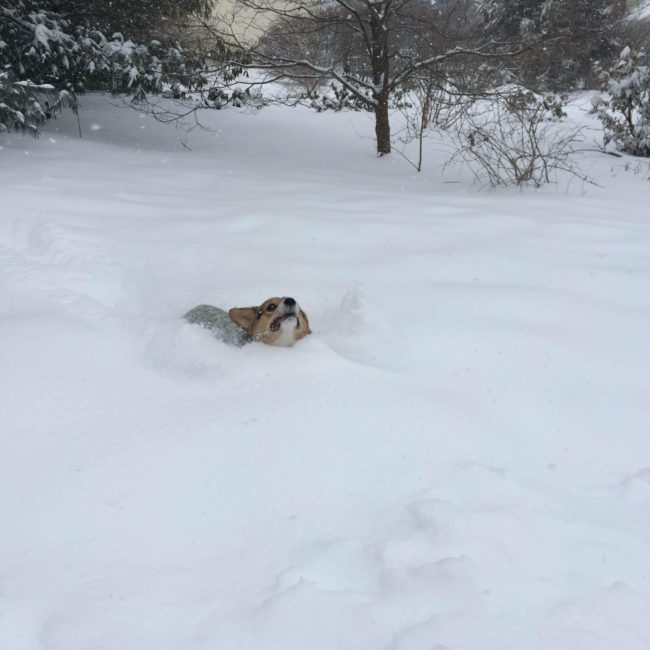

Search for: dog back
xmin=184 ymin=304 xmax=251 ymax=346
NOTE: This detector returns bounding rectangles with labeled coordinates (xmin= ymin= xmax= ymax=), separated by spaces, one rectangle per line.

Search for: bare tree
xmin=201 ymin=0 xmax=522 ymax=156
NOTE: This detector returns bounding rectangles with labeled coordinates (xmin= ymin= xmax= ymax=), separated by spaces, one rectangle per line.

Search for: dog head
xmin=229 ymin=297 xmax=311 ymax=347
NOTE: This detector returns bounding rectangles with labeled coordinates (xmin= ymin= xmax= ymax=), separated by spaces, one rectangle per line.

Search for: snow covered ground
xmin=1 ymin=94 xmax=649 ymax=650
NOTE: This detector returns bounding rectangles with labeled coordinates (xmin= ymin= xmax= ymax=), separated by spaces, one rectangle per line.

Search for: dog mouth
xmin=269 ymin=312 xmax=298 ymax=332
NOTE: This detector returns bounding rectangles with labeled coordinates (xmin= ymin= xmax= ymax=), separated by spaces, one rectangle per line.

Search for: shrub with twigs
xmin=448 ymin=88 xmax=588 ymax=187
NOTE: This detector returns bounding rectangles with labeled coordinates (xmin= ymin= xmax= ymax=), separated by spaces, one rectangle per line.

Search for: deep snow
xmin=1 ymin=95 xmax=650 ymax=650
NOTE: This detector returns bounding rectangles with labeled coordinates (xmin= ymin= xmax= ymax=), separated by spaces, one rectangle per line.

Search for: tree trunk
xmin=374 ymin=95 xmax=391 ymax=156
xmin=369 ymin=4 xmax=390 ymax=156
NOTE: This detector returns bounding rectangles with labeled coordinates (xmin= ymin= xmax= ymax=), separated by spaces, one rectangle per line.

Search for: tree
xmin=621 ymin=2 xmax=650 ymax=54
xmin=540 ymin=0 xmax=623 ymax=89
xmin=480 ymin=0 xmax=623 ymax=90
xmin=209 ymin=0 xmax=517 ymax=156
xmin=44 ymin=0 xmax=215 ymax=43
xmin=0 ymin=0 xmax=233 ymax=136
xmin=0 ymin=73 xmax=74 ymax=136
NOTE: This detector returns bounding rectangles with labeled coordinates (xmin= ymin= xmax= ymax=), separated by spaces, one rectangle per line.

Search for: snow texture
xmin=629 ymin=0 xmax=650 ymax=21
xmin=1 ymin=94 xmax=649 ymax=650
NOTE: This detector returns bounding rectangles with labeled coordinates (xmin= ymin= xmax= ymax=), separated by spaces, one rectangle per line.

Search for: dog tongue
xmin=271 ymin=313 xmax=295 ymax=331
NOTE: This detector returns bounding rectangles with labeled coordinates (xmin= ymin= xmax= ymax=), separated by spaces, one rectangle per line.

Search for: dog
xmin=184 ymin=297 xmax=311 ymax=347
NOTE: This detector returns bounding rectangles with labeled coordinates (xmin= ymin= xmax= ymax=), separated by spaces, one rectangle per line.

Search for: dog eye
xmin=267 ymin=303 xmax=277 ymax=312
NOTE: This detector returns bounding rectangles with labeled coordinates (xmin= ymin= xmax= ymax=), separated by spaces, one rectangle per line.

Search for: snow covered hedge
xmin=0 ymin=1 xmax=226 ymax=136
xmin=2 ymin=4 xmax=158 ymax=93
xmin=0 ymin=72 xmax=76 ymax=135
xmin=598 ymin=46 xmax=650 ymax=157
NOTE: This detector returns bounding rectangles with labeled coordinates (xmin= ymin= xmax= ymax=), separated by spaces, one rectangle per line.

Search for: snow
xmin=128 ymin=66 xmax=140 ymax=85
xmin=1 ymin=94 xmax=650 ymax=650
xmin=33 ymin=24 xmax=54 ymax=50
xmin=629 ymin=0 xmax=650 ymax=21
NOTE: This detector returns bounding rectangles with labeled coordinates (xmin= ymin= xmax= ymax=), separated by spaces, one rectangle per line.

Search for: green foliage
xmin=0 ymin=2 xmax=211 ymax=93
xmin=0 ymin=72 xmax=50 ymax=135
xmin=0 ymin=70 xmax=77 ymax=135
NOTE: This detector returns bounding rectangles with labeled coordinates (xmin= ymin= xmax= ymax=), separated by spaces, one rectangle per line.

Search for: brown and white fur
xmin=229 ymin=297 xmax=311 ymax=347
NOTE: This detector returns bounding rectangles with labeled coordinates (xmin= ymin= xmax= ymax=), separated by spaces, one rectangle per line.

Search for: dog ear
xmin=300 ymin=309 xmax=312 ymax=335
xmin=229 ymin=307 xmax=257 ymax=332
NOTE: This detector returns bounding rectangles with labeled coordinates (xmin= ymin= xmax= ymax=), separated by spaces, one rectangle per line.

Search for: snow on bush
xmin=598 ymin=46 xmax=650 ymax=157
xmin=0 ymin=72 xmax=76 ymax=136
xmin=0 ymin=2 xmax=220 ymax=136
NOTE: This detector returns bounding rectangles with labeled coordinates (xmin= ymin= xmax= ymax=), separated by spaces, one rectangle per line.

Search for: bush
xmin=448 ymin=88 xmax=587 ymax=187
xmin=310 ymin=83 xmax=371 ymax=112
xmin=0 ymin=1 xmax=234 ymax=137
xmin=598 ymin=46 xmax=650 ymax=157
xmin=0 ymin=72 xmax=76 ymax=136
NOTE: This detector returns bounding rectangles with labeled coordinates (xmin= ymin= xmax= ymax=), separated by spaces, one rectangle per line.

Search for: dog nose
xmin=284 ymin=297 xmax=296 ymax=307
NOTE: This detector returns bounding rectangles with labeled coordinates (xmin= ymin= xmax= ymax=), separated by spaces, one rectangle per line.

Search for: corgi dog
xmin=184 ymin=297 xmax=311 ymax=347
xmin=230 ymin=297 xmax=311 ymax=347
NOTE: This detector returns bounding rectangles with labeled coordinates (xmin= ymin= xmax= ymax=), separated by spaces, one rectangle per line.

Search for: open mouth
xmin=270 ymin=312 xmax=298 ymax=331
